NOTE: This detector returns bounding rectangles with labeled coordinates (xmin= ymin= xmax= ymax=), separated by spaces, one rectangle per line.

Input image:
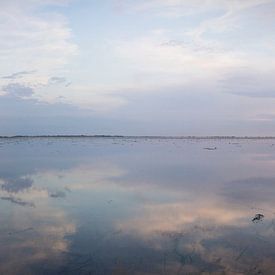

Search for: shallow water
xmin=0 ymin=137 xmax=275 ymax=274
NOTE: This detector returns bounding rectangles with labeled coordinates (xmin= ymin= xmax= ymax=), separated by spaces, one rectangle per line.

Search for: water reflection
xmin=0 ymin=138 xmax=275 ymax=274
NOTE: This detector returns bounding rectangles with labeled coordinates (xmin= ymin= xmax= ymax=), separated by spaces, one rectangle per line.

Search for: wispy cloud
xmin=48 ymin=77 xmax=67 ymax=85
xmin=115 ymin=0 xmax=274 ymax=18
xmin=48 ymin=76 xmax=71 ymax=87
xmin=221 ymin=68 xmax=275 ymax=98
xmin=2 ymin=83 xmax=34 ymax=98
xmin=0 ymin=0 xmax=77 ymax=83
xmin=2 ymin=70 xmax=36 ymax=80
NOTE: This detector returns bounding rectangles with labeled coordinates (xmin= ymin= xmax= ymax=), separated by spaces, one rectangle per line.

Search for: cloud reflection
xmin=0 ymin=138 xmax=275 ymax=273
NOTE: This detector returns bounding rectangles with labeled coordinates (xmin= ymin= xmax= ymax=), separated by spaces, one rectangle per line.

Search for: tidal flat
xmin=0 ymin=137 xmax=275 ymax=274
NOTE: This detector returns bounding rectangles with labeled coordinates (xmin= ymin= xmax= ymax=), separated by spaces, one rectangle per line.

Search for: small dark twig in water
xmin=8 ymin=227 xmax=34 ymax=235
xmin=203 ymin=147 xmax=217 ymax=150
xmin=49 ymin=190 xmax=66 ymax=198
xmin=235 ymin=246 xmax=249 ymax=261
xmin=252 ymin=214 xmax=264 ymax=223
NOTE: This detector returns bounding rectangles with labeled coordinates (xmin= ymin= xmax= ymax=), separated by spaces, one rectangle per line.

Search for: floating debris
xmin=235 ymin=246 xmax=249 ymax=261
xmin=49 ymin=190 xmax=66 ymax=198
xmin=64 ymin=186 xmax=71 ymax=192
xmin=252 ymin=214 xmax=264 ymax=223
xmin=204 ymin=147 xmax=217 ymax=150
xmin=8 ymin=227 xmax=34 ymax=235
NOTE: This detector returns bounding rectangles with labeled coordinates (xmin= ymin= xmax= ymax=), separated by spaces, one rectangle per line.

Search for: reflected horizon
xmin=0 ymin=138 xmax=275 ymax=274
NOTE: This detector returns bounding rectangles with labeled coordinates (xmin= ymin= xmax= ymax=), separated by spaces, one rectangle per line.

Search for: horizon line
xmin=1 ymin=135 xmax=275 ymax=139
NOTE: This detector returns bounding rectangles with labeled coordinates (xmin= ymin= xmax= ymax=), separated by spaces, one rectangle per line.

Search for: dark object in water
xmin=235 ymin=246 xmax=249 ymax=261
xmin=49 ymin=190 xmax=66 ymax=198
xmin=252 ymin=214 xmax=264 ymax=223
xmin=204 ymin=147 xmax=217 ymax=150
xmin=8 ymin=227 xmax=34 ymax=235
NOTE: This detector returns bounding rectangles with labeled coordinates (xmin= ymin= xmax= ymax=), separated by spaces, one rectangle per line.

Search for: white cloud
xmin=0 ymin=1 xmax=129 ymax=112
xmin=112 ymin=33 xmax=244 ymax=93
xmin=120 ymin=0 xmax=274 ymax=15
xmin=110 ymin=0 xmax=275 ymax=98
xmin=57 ymin=85 xmax=128 ymax=112
xmin=0 ymin=0 xmax=77 ymax=78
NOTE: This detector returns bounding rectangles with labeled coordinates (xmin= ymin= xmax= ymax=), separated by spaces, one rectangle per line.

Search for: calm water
xmin=0 ymin=137 xmax=275 ymax=274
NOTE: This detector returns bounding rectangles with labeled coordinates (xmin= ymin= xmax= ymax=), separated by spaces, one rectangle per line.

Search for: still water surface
xmin=0 ymin=137 xmax=275 ymax=274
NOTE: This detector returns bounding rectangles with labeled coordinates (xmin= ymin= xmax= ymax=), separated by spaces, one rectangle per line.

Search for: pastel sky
xmin=0 ymin=0 xmax=275 ymax=136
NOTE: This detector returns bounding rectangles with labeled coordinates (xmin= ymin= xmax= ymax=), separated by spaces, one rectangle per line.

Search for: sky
xmin=0 ymin=0 xmax=275 ymax=136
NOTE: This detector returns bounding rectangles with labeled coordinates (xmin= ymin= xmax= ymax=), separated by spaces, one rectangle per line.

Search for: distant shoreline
xmin=1 ymin=135 xmax=275 ymax=139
